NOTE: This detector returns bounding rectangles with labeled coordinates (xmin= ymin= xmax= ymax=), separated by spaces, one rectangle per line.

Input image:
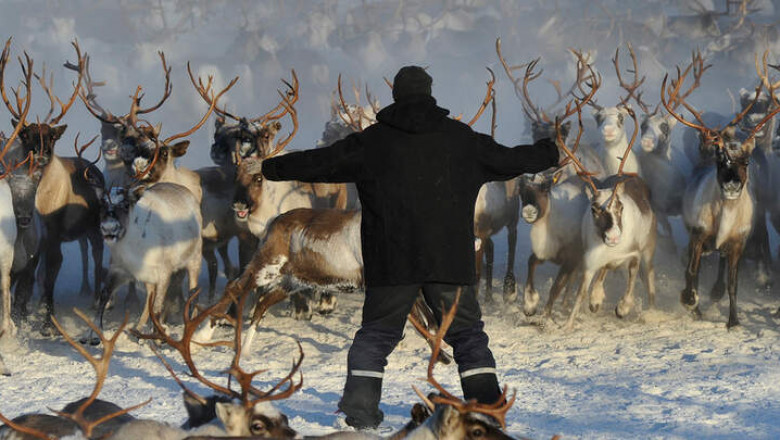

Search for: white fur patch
xmin=255 ymin=255 xmax=288 ymax=287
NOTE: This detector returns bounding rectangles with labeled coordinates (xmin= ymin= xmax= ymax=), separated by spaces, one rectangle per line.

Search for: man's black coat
xmin=262 ymin=95 xmax=559 ymax=287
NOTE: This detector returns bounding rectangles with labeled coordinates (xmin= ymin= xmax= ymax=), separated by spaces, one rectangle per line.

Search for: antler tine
xmin=33 ymin=66 xmax=57 ymax=123
xmin=0 ymin=411 xmax=52 ymax=439
xmin=418 ymin=290 xmax=463 ymax=404
xmin=660 ymin=64 xmax=713 ymax=136
xmin=251 ymin=69 xmax=299 ymax=124
xmin=466 ymin=67 xmax=496 ymax=126
xmin=555 ymin=106 xmax=598 ymax=194
xmin=617 ymin=106 xmax=640 ymax=176
xmin=0 ymin=53 xmax=32 ymax=164
xmin=613 ymin=43 xmax=649 ymax=113
xmin=48 ymin=40 xmax=84 ymax=125
xmin=0 ymin=37 xmax=24 ymax=121
xmin=520 ymin=58 xmax=547 ymax=123
xmin=132 ymin=288 xmax=240 ymax=399
xmin=336 ymin=74 xmax=360 ymax=131
xmin=73 ymin=132 xmax=100 ymax=159
xmin=264 ymin=89 xmax=298 ymax=158
xmin=66 ymin=53 xmax=106 ymax=113
xmin=495 ymin=38 xmax=527 ymax=101
xmin=50 ymin=309 xmax=150 ymax=438
xmin=755 ymin=50 xmax=780 ymax=107
xmin=570 ymin=48 xmax=602 ymax=111
xmin=148 ymin=343 xmax=208 ymax=406
xmin=186 ymin=61 xmax=241 ymax=121
xmin=136 ymin=51 xmax=172 ymax=115
xmin=365 ymin=83 xmax=381 ymax=116
xmin=164 ymin=64 xmax=238 ymax=144
xmin=245 ymin=342 xmax=304 ymax=406
xmin=742 ymin=55 xmax=780 ymax=143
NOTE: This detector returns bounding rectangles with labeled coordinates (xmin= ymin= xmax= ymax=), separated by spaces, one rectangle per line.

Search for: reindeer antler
xmin=0 ymin=53 xmax=32 ymax=168
xmin=49 ymin=309 xmax=151 ymax=438
xmin=410 ymin=290 xmax=516 ymax=429
xmin=42 ymin=40 xmax=84 ymax=125
xmin=660 ymin=51 xmax=714 ymax=138
xmin=466 ymin=68 xmax=496 ymax=126
xmin=613 ymin=42 xmax=650 ymax=113
xmin=0 ymin=38 xmax=34 ymax=126
xmin=251 ymin=69 xmax=299 ymax=125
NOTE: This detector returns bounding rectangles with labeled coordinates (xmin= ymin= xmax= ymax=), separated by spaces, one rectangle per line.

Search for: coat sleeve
xmin=261 ymin=133 xmax=365 ymax=183
xmin=476 ymin=133 xmax=559 ymax=182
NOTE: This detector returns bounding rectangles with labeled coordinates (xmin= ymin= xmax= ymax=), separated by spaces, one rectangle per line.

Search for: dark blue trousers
xmin=339 ymin=283 xmax=500 ymax=428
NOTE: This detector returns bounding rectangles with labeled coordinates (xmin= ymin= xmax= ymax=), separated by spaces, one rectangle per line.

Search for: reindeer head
xmin=738 ymin=87 xmax=775 ymax=140
xmin=420 ymin=404 xmax=515 ymax=440
xmin=1 ymin=39 xmax=83 ymax=168
xmin=233 ymin=157 xmax=264 ymax=222
xmin=586 ymin=183 xmax=625 ymax=247
xmin=518 ymin=170 xmax=562 ymax=224
xmin=119 ymin=123 xmax=190 ymax=183
xmin=99 ymin=186 xmax=132 ymax=243
xmin=6 ymin=163 xmax=43 ymax=229
xmin=714 ymin=126 xmax=754 ymax=200
xmin=639 ymin=113 xmax=676 ymax=154
xmin=211 ymin=117 xmax=282 ymax=166
xmin=215 ymin=401 xmax=296 ymax=438
xmin=593 ymin=106 xmax=630 ymax=143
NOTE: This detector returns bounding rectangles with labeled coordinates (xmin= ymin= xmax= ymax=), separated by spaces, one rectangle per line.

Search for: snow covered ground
xmin=2 ymin=1 xmax=780 ymax=439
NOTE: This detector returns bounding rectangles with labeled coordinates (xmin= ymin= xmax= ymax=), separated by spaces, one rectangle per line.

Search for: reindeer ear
xmin=52 ymin=124 xmax=67 ymax=140
xmin=439 ymin=405 xmax=461 ymax=434
xmin=215 ymin=402 xmax=244 ymax=435
xmin=171 ymin=141 xmax=191 ymax=157
xmin=11 ymin=118 xmax=20 ymax=128
xmin=215 ymin=116 xmax=226 ymax=130
xmin=738 ymin=87 xmax=750 ymax=99
xmin=665 ymin=114 xmax=678 ymax=128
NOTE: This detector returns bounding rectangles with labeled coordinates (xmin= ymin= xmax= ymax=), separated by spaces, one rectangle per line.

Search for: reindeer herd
xmin=0 ymin=25 xmax=780 ymax=438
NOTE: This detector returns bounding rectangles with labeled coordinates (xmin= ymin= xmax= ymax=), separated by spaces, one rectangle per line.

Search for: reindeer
xmin=406 ymin=292 xmax=517 ymax=440
xmin=0 ymin=55 xmax=32 ymax=342
xmin=496 ymin=42 xmax=603 ymax=314
xmin=0 ymin=310 xmax=149 ymax=440
xmin=558 ymin=101 xmax=657 ymax=331
xmin=129 ymin=289 xmax=302 ymax=439
xmin=614 ymin=42 xmax=689 ymax=240
xmin=191 ymin=70 xmax=300 ymax=299
xmin=662 ymin=53 xmax=780 ymax=328
xmin=93 ymin=182 xmax=203 ymax=336
xmin=0 ymin=39 xmax=107 ymax=335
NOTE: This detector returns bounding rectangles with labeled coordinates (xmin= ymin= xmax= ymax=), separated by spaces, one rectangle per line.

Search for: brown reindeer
xmin=192 ymin=70 xmax=301 ymax=299
xmin=0 ymin=39 xmax=107 ymax=334
xmin=662 ymin=52 xmax=780 ymax=328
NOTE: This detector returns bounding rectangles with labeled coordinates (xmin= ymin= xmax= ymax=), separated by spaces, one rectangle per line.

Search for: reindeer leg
xmin=12 ymin=252 xmax=37 ymax=320
xmin=522 ymin=254 xmax=541 ymax=316
xmin=203 ymin=243 xmax=219 ymax=301
xmin=40 ymin=244 xmax=63 ymax=337
xmin=544 ymin=261 xmax=575 ymax=317
xmin=1 ymin=265 xmax=15 ymax=338
xmin=217 ymin=242 xmax=237 ymax=280
xmin=754 ymin=207 xmax=771 ymax=288
xmin=589 ymin=268 xmax=609 ymax=313
xmin=89 ymin=231 xmax=104 ymax=308
xmin=484 ymin=237 xmax=495 ymax=303
xmin=291 ymin=288 xmax=314 ymax=321
xmin=682 ymin=229 xmax=705 ymax=319
xmin=726 ymin=242 xmax=744 ymax=329
xmin=503 ymin=221 xmax=519 ymax=303
xmin=641 ymin=247 xmax=657 ymax=309
xmin=710 ymin=255 xmax=727 ymax=302
xmin=78 ymin=237 xmax=91 ymax=297
xmin=240 ymin=287 xmax=288 ymax=359
xmin=564 ymin=270 xmax=594 ymax=331
xmin=616 ymin=257 xmax=640 ymax=318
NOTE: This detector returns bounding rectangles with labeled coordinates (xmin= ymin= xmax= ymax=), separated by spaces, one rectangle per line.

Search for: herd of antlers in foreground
xmin=1 ymin=20 xmax=780 ymax=437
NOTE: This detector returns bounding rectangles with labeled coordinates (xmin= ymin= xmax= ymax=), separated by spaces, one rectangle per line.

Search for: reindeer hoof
xmin=39 ymin=321 xmax=56 ymax=337
xmin=589 ymin=303 xmax=600 ymax=313
xmin=615 ymin=302 xmax=632 ymax=319
xmin=681 ymin=289 xmax=699 ymax=310
xmin=316 ymin=292 xmax=337 ymax=315
xmin=503 ymin=276 xmax=517 ymax=299
xmin=79 ymin=335 xmax=101 ymax=346
xmin=726 ymin=318 xmax=740 ymax=329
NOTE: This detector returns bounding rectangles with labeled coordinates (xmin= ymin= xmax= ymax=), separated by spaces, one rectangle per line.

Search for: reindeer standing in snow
xmin=560 ymin=102 xmax=657 ymax=331
xmin=663 ymin=52 xmax=780 ymax=328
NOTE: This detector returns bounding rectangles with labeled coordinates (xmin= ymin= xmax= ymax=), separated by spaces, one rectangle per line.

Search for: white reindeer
xmin=96 ymin=183 xmax=202 ymax=333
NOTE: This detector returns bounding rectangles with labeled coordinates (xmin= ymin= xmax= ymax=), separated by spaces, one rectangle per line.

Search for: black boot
xmin=461 ymin=372 xmax=502 ymax=404
xmin=338 ymin=375 xmax=384 ymax=429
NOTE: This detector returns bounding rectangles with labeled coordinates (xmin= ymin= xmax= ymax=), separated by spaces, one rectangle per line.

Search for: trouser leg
xmin=339 ymin=284 xmax=421 ymax=429
xmin=422 ymin=283 xmax=502 ymax=404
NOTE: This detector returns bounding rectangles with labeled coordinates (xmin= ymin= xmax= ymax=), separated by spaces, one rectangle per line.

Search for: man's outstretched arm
xmin=262 ymin=133 xmax=365 ymax=183
xmin=477 ymin=134 xmax=559 ymax=182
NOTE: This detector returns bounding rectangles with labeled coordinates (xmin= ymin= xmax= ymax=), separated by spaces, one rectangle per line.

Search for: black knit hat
xmin=392 ymin=66 xmax=432 ymax=101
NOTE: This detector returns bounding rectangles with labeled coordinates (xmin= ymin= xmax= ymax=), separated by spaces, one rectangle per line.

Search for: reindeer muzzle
xmin=521 ymin=204 xmax=539 ymax=223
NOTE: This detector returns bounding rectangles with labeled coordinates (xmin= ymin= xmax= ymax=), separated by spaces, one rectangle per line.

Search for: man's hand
xmin=533 ymin=137 xmax=559 ymax=168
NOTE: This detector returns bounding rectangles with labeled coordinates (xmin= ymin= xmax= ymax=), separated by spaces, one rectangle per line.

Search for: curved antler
xmin=466 ymin=68 xmax=496 ymax=126
xmin=613 ymin=42 xmax=650 ymax=113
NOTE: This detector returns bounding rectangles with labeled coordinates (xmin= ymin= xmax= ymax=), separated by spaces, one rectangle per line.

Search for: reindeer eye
xmin=618 ymin=114 xmax=624 ymax=124
xmin=250 ymin=420 xmax=267 ymax=434
xmin=660 ymin=123 xmax=669 ymax=135
xmin=470 ymin=427 xmax=485 ymax=437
